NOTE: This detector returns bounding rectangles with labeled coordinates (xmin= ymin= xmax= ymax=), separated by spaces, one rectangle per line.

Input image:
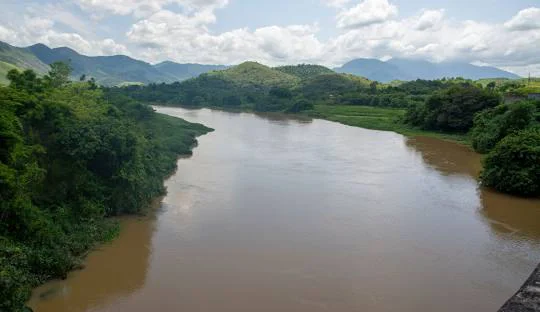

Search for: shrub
xmin=481 ymin=128 xmax=540 ymax=196
xmin=471 ymin=101 xmax=536 ymax=153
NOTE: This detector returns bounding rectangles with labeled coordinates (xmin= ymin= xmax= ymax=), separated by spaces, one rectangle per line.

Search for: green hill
xmin=301 ymin=73 xmax=370 ymax=99
xmin=274 ymin=64 xmax=334 ymax=79
xmin=27 ymin=43 xmax=177 ymax=86
xmin=0 ymin=41 xmax=231 ymax=86
xmin=115 ymin=61 xmax=379 ymax=111
xmin=209 ymin=61 xmax=300 ymax=88
xmin=0 ymin=41 xmax=50 ymax=84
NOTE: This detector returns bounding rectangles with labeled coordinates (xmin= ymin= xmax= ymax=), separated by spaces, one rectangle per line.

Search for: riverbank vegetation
xmin=0 ymin=64 xmax=211 ymax=311
xmin=111 ymin=62 xmax=539 ymax=197
xmin=404 ymin=84 xmax=539 ymax=196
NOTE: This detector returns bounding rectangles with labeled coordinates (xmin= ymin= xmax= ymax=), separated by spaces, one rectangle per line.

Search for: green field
xmin=306 ymin=105 xmax=469 ymax=143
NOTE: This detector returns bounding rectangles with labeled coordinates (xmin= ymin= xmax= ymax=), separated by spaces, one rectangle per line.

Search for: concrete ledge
xmin=499 ymin=264 xmax=540 ymax=311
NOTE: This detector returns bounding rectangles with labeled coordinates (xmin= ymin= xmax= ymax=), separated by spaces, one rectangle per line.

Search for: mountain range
xmin=0 ymin=41 xmax=225 ymax=86
xmin=0 ymin=40 xmax=521 ymax=86
xmin=334 ymin=58 xmax=520 ymax=82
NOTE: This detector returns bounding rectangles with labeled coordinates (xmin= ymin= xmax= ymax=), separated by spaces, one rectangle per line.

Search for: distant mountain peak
xmin=335 ymin=58 xmax=520 ymax=82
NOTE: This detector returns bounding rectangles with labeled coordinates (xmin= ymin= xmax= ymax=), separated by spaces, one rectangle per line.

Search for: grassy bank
xmin=305 ymin=105 xmax=470 ymax=144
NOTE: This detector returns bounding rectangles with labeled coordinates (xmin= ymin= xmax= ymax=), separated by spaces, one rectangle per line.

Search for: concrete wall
xmin=499 ymin=264 xmax=540 ymax=312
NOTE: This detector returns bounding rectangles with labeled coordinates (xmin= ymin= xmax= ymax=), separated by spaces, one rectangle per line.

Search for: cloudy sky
xmin=0 ymin=0 xmax=539 ymax=75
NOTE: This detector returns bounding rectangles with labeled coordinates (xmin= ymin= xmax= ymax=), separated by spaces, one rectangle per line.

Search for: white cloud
xmin=324 ymin=8 xmax=540 ymax=74
xmin=504 ymin=7 xmax=540 ymax=31
xmin=121 ymin=3 xmax=540 ymax=76
xmin=126 ymin=8 xmax=324 ymax=65
xmin=337 ymin=0 xmax=398 ymax=29
xmin=76 ymin=0 xmax=228 ymax=17
xmin=414 ymin=9 xmax=444 ymax=31
xmin=0 ymin=25 xmax=18 ymax=43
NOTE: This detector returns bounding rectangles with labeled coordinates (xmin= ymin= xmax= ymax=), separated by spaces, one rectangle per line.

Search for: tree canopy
xmin=0 ymin=65 xmax=210 ymax=311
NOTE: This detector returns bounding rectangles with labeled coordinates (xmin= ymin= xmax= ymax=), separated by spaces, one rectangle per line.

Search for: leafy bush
xmin=481 ymin=128 xmax=540 ymax=196
xmin=405 ymin=84 xmax=501 ymax=132
xmin=471 ymin=101 xmax=537 ymax=153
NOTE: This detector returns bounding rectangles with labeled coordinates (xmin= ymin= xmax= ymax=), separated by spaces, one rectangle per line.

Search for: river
xmin=28 ymin=107 xmax=540 ymax=312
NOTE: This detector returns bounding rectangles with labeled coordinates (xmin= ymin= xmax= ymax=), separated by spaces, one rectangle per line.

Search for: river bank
xmin=305 ymin=104 xmax=470 ymax=144
xmin=18 ymin=112 xmax=212 ymax=312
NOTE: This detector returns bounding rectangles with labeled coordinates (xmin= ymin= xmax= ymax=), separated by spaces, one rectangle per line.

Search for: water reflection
xmin=406 ymin=136 xmax=481 ymax=178
xmin=407 ymin=136 xmax=540 ymax=243
xmin=253 ymin=111 xmax=314 ymax=125
xmin=480 ymin=189 xmax=540 ymax=241
xmin=162 ymin=106 xmax=314 ymax=125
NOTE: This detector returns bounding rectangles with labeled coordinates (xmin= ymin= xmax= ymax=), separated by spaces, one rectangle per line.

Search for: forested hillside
xmin=0 ymin=63 xmax=211 ymax=311
xmin=27 ymin=44 xmax=177 ymax=86
xmin=0 ymin=41 xmax=228 ymax=87
xmin=275 ymin=64 xmax=334 ymax=79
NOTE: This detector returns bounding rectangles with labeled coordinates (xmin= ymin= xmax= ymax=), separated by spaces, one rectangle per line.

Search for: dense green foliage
xmin=404 ymin=84 xmax=501 ymax=132
xmin=471 ymin=101 xmax=539 ymax=153
xmin=0 ymin=66 xmax=210 ymax=311
xmin=274 ymin=64 xmax=334 ymax=79
xmin=208 ymin=62 xmax=300 ymax=88
xmin=478 ymin=78 xmax=540 ymax=97
xmin=468 ymin=99 xmax=540 ymax=196
xmin=481 ymin=128 xmax=540 ymax=196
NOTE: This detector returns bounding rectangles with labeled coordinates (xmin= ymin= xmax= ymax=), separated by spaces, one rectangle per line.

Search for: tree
xmin=6 ymin=69 xmax=43 ymax=92
xmin=88 ymin=77 xmax=97 ymax=90
xmin=46 ymin=61 xmax=72 ymax=88
xmin=269 ymin=87 xmax=292 ymax=99
xmin=80 ymin=74 xmax=87 ymax=81
xmin=471 ymin=101 xmax=537 ymax=153
xmin=370 ymin=81 xmax=378 ymax=94
xmin=486 ymin=81 xmax=496 ymax=91
xmin=222 ymin=95 xmax=241 ymax=106
xmin=407 ymin=84 xmax=501 ymax=132
xmin=287 ymin=99 xmax=313 ymax=113
xmin=481 ymin=128 xmax=540 ymax=196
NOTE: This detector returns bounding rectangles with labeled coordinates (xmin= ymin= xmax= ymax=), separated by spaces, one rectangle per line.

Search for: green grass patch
xmin=306 ymin=105 xmax=469 ymax=144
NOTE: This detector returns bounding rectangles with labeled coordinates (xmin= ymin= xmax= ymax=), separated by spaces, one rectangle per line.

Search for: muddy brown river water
xmin=29 ymin=107 xmax=540 ymax=312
